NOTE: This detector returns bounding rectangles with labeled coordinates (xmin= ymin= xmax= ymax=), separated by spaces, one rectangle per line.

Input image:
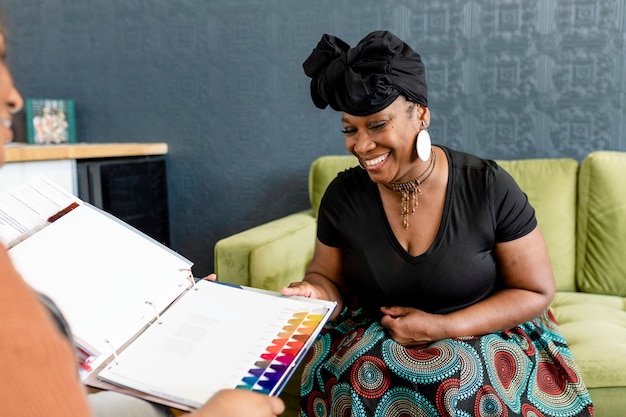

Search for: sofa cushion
xmin=551 ymin=291 xmax=626 ymax=388
xmin=577 ymin=151 xmax=626 ymax=296
xmin=309 ymin=155 xmax=358 ymax=216
xmin=496 ymin=158 xmax=579 ymax=291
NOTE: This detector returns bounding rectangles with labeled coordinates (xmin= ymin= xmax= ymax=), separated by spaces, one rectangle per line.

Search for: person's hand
xmin=379 ymin=306 xmax=441 ymax=347
xmin=203 ymin=273 xmax=217 ymax=281
xmin=191 ymin=389 xmax=285 ymax=417
xmin=280 ymin=281 xmax=325 ymax=299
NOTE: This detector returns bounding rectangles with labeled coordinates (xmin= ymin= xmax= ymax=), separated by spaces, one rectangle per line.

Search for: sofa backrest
xmin=496 ymin=158 xmax=579 ymax=292
xmin=308 ymin=155 xmax=358 ymax=216
xmin=577 ymin=151 xmax=626 ymax=296
xmin=308 ymin=154 xmax=580 ymax=292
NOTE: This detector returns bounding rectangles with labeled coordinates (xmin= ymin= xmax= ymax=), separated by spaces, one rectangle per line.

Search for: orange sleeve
xmin=0 ymin=246 xmax=92 ymax=417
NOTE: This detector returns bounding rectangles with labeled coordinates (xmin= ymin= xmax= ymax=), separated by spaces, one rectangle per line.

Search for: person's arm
xmin=189 ymin=389 xmax=284 ymax=417
xmin=380 ymin=226 xmax=556 ymax=345
xmin=0 ymin=247 xmax=93 ymax=417
xmin=280 ymin=239 xmax=347 ymax=319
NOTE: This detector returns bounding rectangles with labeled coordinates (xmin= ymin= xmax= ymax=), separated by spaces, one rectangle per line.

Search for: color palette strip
xmin=236 ymin=311 xmax=325 ymax=394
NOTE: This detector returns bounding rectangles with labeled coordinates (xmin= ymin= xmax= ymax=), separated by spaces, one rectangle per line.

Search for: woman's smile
xmin=362 ymin=152 xmax=390 ymax=170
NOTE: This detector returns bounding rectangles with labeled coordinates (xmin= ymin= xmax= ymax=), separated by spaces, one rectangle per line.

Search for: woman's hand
xmin=278 ymin=239 xmax=346 ymax=320
xmin=191 ymin=389 xmax=285 ymax=417
xmin=281 ymin=241 xmax=346 ymax=320
xmin=280 ymin=280 xmax=325 ymax=299
xmin=380 ymin=306 xmax=442 ymax=347
xmin=202 ymin=274 xmax=217 ymax=281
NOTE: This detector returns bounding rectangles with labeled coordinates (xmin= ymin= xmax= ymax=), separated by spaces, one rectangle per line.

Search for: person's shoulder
xmin=335 ymin=165 xmax=369 ymax=185
xmin=324 ymin=166 xmax=370 ymax=199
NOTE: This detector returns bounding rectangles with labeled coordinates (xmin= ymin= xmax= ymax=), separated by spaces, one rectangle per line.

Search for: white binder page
xmin=8 ymin=203 xmax=193 ymax=376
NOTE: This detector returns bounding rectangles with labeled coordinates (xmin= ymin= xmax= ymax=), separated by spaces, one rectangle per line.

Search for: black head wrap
xmin=303 ymin=31 xmax=428 ymax=116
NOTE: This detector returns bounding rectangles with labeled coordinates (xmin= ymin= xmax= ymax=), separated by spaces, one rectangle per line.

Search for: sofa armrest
xmin=214 ymin=210 xmax=317 ymax=291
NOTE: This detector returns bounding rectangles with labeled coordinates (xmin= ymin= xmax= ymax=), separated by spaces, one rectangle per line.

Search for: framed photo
xmin=25 ymin=98 xmax=77 ymax=145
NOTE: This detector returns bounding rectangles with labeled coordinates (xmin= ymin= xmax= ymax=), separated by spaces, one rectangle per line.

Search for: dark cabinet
xmin=77 ymin=156 xmax=169 ymax=245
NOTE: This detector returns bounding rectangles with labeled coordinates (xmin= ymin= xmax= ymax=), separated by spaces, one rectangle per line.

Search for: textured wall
xmin=3 ymin=0 xmax=625 ymax=276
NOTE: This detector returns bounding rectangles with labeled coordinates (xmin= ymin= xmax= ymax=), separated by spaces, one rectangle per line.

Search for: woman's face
xmin=0 ymin=33 xmax=24 ymax=166
xmin=341 ymin=96 xmax=429 ymax=184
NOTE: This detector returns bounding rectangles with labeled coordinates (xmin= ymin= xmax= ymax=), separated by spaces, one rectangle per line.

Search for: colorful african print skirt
xmin=300 ymin=308 xmax=593 ymax=417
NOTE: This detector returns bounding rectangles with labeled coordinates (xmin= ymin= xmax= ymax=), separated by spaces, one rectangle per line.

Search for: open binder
xmin=1 ymin=176 xmax=336 ymax=411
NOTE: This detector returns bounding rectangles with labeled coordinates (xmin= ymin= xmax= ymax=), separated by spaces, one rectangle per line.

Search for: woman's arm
xmin=280 ymin=239 xmax=347 ymax=319
xmin=381 ymin=226 xmax=556 ymax=345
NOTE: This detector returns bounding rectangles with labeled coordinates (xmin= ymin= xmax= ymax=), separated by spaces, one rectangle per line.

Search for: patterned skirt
xmin=300 ymin=308 xmax=593 ymax=417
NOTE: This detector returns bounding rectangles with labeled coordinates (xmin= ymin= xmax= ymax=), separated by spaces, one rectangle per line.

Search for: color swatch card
xmin=97 ymin=279 xmax=335 ymax=409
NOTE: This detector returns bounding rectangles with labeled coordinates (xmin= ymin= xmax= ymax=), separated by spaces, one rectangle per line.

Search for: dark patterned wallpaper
xmin=3 ymin=0 xmax=625 ymax=276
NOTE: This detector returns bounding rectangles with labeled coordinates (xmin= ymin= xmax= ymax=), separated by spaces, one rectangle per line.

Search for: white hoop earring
xmin=416 ymin=129 xmax=431 ymax=162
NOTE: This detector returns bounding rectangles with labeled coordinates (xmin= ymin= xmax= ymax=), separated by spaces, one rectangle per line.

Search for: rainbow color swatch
xmin=237 ymin=310 xmax=325 ymax=394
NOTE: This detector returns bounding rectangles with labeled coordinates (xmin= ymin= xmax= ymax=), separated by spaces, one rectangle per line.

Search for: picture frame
xmin=25 ymin=98 xmax=77 ymax=145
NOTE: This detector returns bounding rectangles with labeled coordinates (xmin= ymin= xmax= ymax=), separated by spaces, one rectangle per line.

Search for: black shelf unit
xmin=77 ymin=156 xmax=169 ymax=246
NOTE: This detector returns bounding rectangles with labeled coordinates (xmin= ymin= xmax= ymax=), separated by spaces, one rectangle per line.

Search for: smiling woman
xmin=279 ymin=30 xmax=595 ymax=417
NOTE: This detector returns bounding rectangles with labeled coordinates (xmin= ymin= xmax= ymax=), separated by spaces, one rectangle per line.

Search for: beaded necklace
xmin=384 ymin=149 xmax=436 ymax=229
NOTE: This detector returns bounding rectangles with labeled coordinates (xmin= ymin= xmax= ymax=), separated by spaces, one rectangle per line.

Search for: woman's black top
xmin=317 ymin=146 xmax=537 ymax=316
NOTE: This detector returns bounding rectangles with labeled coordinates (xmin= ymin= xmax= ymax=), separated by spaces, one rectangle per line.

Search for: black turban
xmin=303 ymin=31 xmax=428 ymax=116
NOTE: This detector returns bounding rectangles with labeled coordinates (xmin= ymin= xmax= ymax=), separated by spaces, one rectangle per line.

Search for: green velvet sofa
xmin=214 ymin=150 xmax=626 ymax=416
